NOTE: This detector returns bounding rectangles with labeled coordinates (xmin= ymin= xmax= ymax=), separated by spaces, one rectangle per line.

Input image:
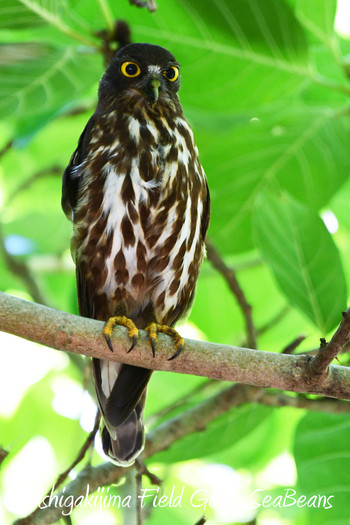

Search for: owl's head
xmin=99 ymin=43 xmax=181 ymax=108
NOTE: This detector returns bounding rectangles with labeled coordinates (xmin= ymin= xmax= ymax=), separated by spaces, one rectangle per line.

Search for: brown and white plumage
xmin=62 ymin=43 xmax=210 ymax=465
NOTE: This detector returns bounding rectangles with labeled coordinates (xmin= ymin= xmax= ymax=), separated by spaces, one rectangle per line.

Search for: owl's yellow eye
xmin=163 ymin=66 xmax=179 ymax=82
xmin=121 ymin=61 xmax=141 ymax=78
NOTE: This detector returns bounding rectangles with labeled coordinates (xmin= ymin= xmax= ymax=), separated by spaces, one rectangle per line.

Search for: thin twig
xmin=309 ymin=307 xmax=350 ymax=376
xmin=298 ymin=340 xmax=350 ymax=358
xmin=95 ymin=19 xmax=132 ymax=66
xmin=6 ymin=166 xmax=62 ymax=205
xmin=259 ymin=392 xmax=350 ymax=413
xmin=45 ymin=412 xmax=99 ymax=495
xmin=206 ymin=239 xmax=257 ymax=349
xmin=257 ymin=305 xmax=291 ymax=336
xmin=0 ymin=228 xmax=48 ymax=306
xmin=0 ymin=447 xmax=9 ymax=467
xmin=62 ymin=103 xmax=95 ymax=117
xmin=136 ymin=469 xmax=143 ymax=525
xmin=282 ymin=335 xmax=306 ymax=354
xmin=0 ymin=139 xmax=13 ymax=159
xmin=135 ymin=460 xmax=162 ymax=486
xmin=194 ymin=518 xmax=206 ymax=525
xmin=146 ymin=379 xmax=217 ymax=426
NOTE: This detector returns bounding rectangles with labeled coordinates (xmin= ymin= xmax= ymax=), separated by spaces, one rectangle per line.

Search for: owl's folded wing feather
xmin=62 ymin=115 xmax=96 ymax=219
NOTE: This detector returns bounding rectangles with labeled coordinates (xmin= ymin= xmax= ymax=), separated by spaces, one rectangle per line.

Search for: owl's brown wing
xmin=201 ymin=180 xmax=211 ymax=240
xmin=62 ymin=115 xmax=96 ymax=220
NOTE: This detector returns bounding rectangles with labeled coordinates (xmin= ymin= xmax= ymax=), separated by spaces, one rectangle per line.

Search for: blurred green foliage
xmin=1 ymin=0 xmax=350 ymax=524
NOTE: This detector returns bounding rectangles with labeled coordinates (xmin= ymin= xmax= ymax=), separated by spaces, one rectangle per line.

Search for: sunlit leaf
xmin=152 ymin=404 xmax=272 ymax=463
xmin=295 ymin=412 xmax=350 ymax=525
xmin=199 ymin=108 xmax=350 ymax=253
xmin=0 ymin=46 xmax=101 ymax=124
xmin=253 ymin=191 xmax=347 ymax=333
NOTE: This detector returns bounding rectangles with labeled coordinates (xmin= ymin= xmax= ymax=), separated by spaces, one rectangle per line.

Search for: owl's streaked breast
xmin=73 ymin=104 xmax=207 ymax=327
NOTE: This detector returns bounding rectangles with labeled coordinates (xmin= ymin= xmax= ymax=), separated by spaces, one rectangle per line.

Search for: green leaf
xmin=10 ymin=0 xmax=95 ymax=45
xmin=0 ymin=45 xmax=101 ymax=124
xmin=200 ymin=108 xmax=350 ymax=254
xmin=253 ymin=191 xmax=347 ymax=333
xmin=152 ymin=404 xmax=271 ymax=464
xmin=294 ymin=412 xmax=350 ymax=525
xmin=212 ymin=404 xmax=304 ymax=472
xmin=295 ymin=0 xmax=337 ymax=41
xmin=0 ymin=0 xmax=44 ymax=29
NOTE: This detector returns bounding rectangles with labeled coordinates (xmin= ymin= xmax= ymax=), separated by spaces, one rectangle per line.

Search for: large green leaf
xmin=2 ymin=0 xmax=93 ymax=39
xmin=0 ymin=0 xmax=44 ymax=29
xmin=199 ymin=108 xmax=350 ymax=254
xmin=0 ymin=45 xmax=101 ymax=124
xmin=253 ymin=191 xmax=347 ymax=334
xmin=152 ymin=403 xmax=272 ymax=464
xmin=0 ymin=0 xmax=311 ymax=125
xmin=294 ymin=412 xmax=350 ymax=525
xmin=130 ymin=0 xmax=311 ymax=113
xmin=295 ymin=0 xmax=337 ymax=42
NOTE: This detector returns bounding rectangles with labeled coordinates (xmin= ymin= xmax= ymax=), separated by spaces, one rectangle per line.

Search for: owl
xmin=62 ymin=43 xmax=210 ymax=465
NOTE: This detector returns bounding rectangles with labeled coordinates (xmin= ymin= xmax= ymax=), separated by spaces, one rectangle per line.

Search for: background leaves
xmin=253 ymin=191 xmax=347 ymax=333
xmin=1 ymin=0 xmax=350 ymax=524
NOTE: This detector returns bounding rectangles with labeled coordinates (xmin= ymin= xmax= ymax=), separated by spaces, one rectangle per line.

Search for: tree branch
xmin=309 ymin=307 xmax=350 ymax=376
xmin=206 ymin=239 xmax=257 ymax=349
xmin=1 ymin=292 xmax=350 ymax=400
xmin=259 ymin=391 xmax=350 ymax=413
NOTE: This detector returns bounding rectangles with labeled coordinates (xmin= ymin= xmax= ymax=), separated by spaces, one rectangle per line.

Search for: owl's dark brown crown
xmin=98 ymin=43 xmax=181 ymax=112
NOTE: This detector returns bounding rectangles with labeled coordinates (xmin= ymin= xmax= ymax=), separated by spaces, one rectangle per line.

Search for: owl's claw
xmin=105 ymin=333 xmax=114 ymax=353
xmin=104 ymin=316 xmax=139 ymax=353
xmin=168 ymin=344 xmax=183 ymax=361
xmin=145 ymin=322 xmax=184 ymax=359
xmin=127 ymin=334 xmax=138 ymax=353
xmin=150 ymin=337 xmax=156 ymax=358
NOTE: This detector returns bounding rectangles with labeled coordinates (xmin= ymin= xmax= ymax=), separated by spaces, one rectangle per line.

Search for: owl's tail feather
xmin=101 ymin=400 xmax=145 ymax=466
xmin=92 ymin=359 xmax=151 ymax=466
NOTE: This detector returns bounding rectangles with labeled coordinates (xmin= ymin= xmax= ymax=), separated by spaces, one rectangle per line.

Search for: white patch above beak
xmin=147 ymin=65 xmax=161 ymax=75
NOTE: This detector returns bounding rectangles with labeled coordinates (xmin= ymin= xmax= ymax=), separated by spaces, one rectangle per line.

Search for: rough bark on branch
xmin=1 ymin=292 xmax=350 ymax=399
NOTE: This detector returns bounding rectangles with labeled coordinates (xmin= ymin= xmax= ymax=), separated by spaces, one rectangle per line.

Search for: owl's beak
xmin=149 ymin=76 xmax=161 ymax=103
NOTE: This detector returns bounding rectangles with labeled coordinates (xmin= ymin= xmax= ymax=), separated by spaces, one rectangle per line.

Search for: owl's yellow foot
xmin=104 ymin=316 xmax=139 ymax=353
xmin=145 ymin=322 xmax=184 ymax=360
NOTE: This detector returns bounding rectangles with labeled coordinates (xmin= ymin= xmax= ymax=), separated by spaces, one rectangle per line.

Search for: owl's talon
xmin=127 ymin=334 xmax=138 ymax=353
xmin=168 ymin=344 xmax=183 ymax=361
xmin=104 ymin=316 xmax=139 ymax=353
xmin=150 ymin=338 xmax=156 ymax=358
xmin=105 ymin=333 xmax=114 ymax=353
xmin=145 ymin=323 xmax=184 ymax=359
